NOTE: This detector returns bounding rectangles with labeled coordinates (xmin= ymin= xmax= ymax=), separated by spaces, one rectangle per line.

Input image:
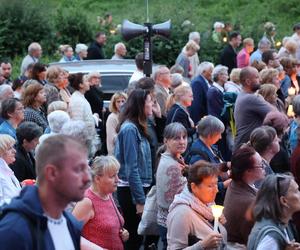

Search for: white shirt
xmin=257 ymin=228 xmax=290 ymax=250
xmin=129 ymin=70 xmax=144 ymax=84
xmin=47 ymin=214 xmax=75 ymax=250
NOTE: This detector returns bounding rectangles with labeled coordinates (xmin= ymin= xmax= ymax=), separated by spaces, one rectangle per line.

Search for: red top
xmin=82 ymin=188 xmax=124 ymax=250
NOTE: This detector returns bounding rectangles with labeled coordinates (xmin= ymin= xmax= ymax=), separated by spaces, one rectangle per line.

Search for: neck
xmin=78 ymin=89 xmax=86 ymax=95
xmin=91 ymin=185 xmax=109 ymax=200
xmin=38 ymin=184 xmax=67 ymax=219
xmin=242 ymin=87 xmax=254 ymax=94
xmin=200 ymin=136 xmax=211 ymax=148
xmin=261 ymin=152 xmax=273 ymax=163
xmin=8 ymin=119 xmax=19 ymax=129
xmin=166 ymin=149 xmax=181 ymax=159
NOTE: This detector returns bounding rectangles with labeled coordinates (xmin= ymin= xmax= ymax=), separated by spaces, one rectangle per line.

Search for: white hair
xmin=214 ymin=22 xmax=224 ymax=29
xmin=75 ymin=43 xmax=88 ymax=54
xmin=212 ymin=65 xmax=228 ymax=82
xmin=197 ymin=61 xmax=214 ymax=76
xmin=0 ymin=85 xmax=13 ymax=101
xmin=85 ymin=71 xmax=101 ymax=82
xmin=114 ymin=42 xmax=125 ymax=53
xmin=258 ymin=37 xmax=271 ymax=49
xmin=189 ymin=31 xmax=200 ymax=41
xmin=47 ymin=110 xmax=70 ymax=133
xmin=28 ymin=42 xmax=41 ymax=54
xmin=171 ymin=73 xmax=183 ymax=88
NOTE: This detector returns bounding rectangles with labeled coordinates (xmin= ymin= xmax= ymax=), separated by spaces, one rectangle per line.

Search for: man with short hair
xmin=128 ymin=52 xmax=144 ymax=86
xmin=262 ymin=49 xmax=280 ymax=69
xmin=0 ymin=135 xmax=91 ymax=250
xmin=234 ymin=67 xmax=273 ymax=150
xmin=237 ymin=38 xmax=254 ymax=68
xmin=220 ymin=31 xmax=242 ymax=73
xmin=87 ymin=32 xmax=107 ymax=60
xmin=20 ymin=42 xmax=42 ymax=76
xmin=250 ymin=38 xmax=271 ymax=64
xmin=0 ymin=60 xmax=12 ymax=85
xmin=188 ymin=61 xmax=214 ymax=124
xmin=111 ymin=42 xmax=127 ymax=60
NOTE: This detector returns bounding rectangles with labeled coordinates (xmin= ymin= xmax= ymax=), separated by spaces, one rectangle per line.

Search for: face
xmin=54 ymin=147 xmax=91 ymax=202
xmin=192 ymin=175 xmax=218 ymax=204
xmin=35 ymin=89 xmax=46 ymax=104
xmin=65 ymin=48 xmax=74 ymax=58
xmin=207 ymin=132 xmax=222 ymax=146
xmin=165 ymin=132 xmax=187 ymax=156
xmin=249 ymin=70 xmax=261 ymax=92
xmin=282 ymin=179 xmax=300 ymax=214
xmin=97 ymin=34 xmax=107 ymax=45
xmin=144 ymin=94 xmax=153 ymax=117
xmin=33 ymin=47 xmax=42 ymax=58
xmin=1 ymin=63 xmax=12 ymax=79
xmin=79 ymin=50 xmax=88 ymax=59
xmin=38 ymin=70 xmax=47 ymax=81
xmin=80 ymin=80 xmax=90 ymax=92
xmin=118 ymin=45 xmax=127 ymax=56
xmin=272 ymin=74 xmax=281 ymax=89
xmin=269 ymin=135 xmax=280 ymax=155
xmin=95 ymin=169 xmax=119 ymax=195
xmin=232 ymin=35 xmax=242 ymax=48
xmin=115 ymin=97 xmax=126 ymax=112
xmin=270 ymin=52 xmax=280 ymax=68
xmin=23 ymin=137 xmax=39 ymax=152
xmin=218 ymin=71 xmax=229 ymax=85
xmin=202 ymin=67 xmax=213 ymax=82
xmin=10 ymin=102 xmax=24 ymax=123
xmin=2 ymin=144 xmax=16 ymax=164
xmin=158 ymin=67 xmax=172 ymax=88
xmin=248 ymin=152 xmax=265 ymax=181
xmin=180 ymin=89 xmax=193 ymax=107
xmin=90 ymin=75 xmax=101 ymax=86
xmin=246 ymin=44 xmax=254 ymax=54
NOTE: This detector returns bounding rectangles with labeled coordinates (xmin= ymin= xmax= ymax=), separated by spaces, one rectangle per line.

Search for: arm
xmin=106 ymin=113 xmax=118 ymax=155
xmin=80 ymin=237 xmax=107 ymax=250
xmin=171 ymin=108 xmax=195 ymax=137
xmin=72 ymin=197 xmax=94 ymax=225
xmin=189 ymin=79 xmax=206 ymax=123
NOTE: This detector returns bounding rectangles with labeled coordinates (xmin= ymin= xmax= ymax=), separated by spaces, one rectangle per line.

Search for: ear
xmin=163 ymin=138 xmax=168 ymax=144
xmin=279 ymin=196 xmax=289 ymax=208
xmin=44 ymin=164 xmax=59 ymax=182
xmin=190 ymin=182 xmax=197 ymax=194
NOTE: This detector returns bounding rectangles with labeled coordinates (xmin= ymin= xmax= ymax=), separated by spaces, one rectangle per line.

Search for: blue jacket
xmin=0 ymin=120 xmax=16 ymax=139
xmin=0 ymin=186 xmax=82 ymax=250
xmin=114 ymin=121 xmax=152 ymax=204
xmin=207 ymin=86 xmax=224 ymax=121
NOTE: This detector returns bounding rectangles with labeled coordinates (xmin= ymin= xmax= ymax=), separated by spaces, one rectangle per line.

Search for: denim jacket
xmin=114 ymin=121 xmax=152 ymax=204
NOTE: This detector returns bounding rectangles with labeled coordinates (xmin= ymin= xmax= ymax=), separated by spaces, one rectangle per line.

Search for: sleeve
xmin=207 ymin=88 xmax=223 ymax=120
xmin=189 ymin=80 xmax=205 ymax=123
xmin=171 ymin=109 xmax=195 ymax=137
xmin=253 ymin=95 xmax=274 ymax=118
xmin=106 ymin=114 xmax=118 ymax=155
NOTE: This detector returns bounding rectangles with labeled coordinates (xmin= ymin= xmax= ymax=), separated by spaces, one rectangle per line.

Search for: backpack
xmin=221 ymin=92 xmax=238 ymax=138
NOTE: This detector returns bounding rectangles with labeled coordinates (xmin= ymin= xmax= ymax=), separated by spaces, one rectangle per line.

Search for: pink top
xmin=82 ymin=188 xmax=124 ymax=250
xmin=237 ymin=48 xmax=250 ymax=68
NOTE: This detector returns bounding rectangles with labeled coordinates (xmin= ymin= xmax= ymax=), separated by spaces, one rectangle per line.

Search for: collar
xmin=212 ymin=82 xmax=224 ymax=92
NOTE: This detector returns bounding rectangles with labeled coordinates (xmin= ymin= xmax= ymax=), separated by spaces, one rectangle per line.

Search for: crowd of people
xmin=0 ymin=20 xmax=300 ymax=250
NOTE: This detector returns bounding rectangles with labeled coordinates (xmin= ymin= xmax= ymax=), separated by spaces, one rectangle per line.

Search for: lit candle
xmin=211 ymin=205 xmax=224 ymax=232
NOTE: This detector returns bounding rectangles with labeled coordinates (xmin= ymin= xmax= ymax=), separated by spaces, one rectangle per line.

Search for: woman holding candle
xmin=167 ymin=161 xmax=227 ymax=249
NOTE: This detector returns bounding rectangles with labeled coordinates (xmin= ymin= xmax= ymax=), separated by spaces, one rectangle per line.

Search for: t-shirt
xmin=234 ymin=91 xmax=273 ymax=150
xmin=47 ymin=214 xmax=75 ymax=250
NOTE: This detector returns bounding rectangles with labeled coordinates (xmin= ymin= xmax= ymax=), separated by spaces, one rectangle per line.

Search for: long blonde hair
xmin=166 ymin=85 xmax=192 ymax=111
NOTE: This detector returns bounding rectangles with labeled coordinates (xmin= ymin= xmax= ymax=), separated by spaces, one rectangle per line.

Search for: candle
xmin=211 ymin=205 xmax=224 ymax=232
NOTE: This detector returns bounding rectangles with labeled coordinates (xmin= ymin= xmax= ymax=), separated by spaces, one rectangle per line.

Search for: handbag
xmin=137 ymin=185 xmax=159 ymax=235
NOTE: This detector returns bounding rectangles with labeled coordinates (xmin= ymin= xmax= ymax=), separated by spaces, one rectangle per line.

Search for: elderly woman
xmin=75 ymin=43 xmax=88 ymax=61
xmin=156 ymin=123 xmax=188 ymax=249
xmin=73 ymin=155 xmax=129 ymax=249
xmin=59 ymin=45 xmax=76 ymax=62
xmin=188 ymin=115 xmax=230 ymax=204
xmin=106 ymin=92 xmax=127 ymax=155
xmin=263 ymin=111 xmax=290 ymax=173
xmin=0 ymin=98 xmax=24 ymax=139
xmin=278 ymin=38 xmax=298 ymax=59
xmin=0 ymin=134 xmax=21 ymax=206
xmin=249 ymin=125 xmax=280 ymax=188
xmin=224 ymin=68 xmax=242 ymax=93
xmin=224 ymin=146 xmax=265 ymax=248
xmin=22 ymin=82 xmax=48 ymax=132
xmin=247 ymin=174 xmax=300 ymax=249
xmin=10 ymin=122 xmax=42 ymax=182
xmin=167 ymin=161 xmax=227 ymax=249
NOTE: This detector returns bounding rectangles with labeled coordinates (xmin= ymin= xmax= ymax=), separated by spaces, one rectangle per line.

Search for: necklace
xmin=45 ymin=214 xmax=64 ymax=225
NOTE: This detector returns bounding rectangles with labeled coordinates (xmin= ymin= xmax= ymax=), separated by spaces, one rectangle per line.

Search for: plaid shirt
xmin=24 ymin=107 xmax=48 ymax=132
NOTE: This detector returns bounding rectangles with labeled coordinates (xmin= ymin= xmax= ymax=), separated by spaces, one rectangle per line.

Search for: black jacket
xmin=220 ymin=44 xmax=237 ymax=73
xmin=87 ymin=41 xmax=105 ymax=59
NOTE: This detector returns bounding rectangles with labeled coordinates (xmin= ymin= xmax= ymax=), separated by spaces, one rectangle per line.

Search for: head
xmin=280 ymin=57 xmax=297 ymax=76
xmin=262 ymin=50 xmax=280 ymax=68
xmin=85 ymin=71 xmax=101 ymax=87
xmin=114 ymin=42 xmax=127 ymax=57
xmin=62 ymin=45 xmax=74 ymax=58
xmin=187 ymin=161 xmax=219 ymax=204
xmin=12 ymin=78 xmax=25 ymax=92
xmin=171 ymin=73 xmax=183 ymax=89
xmin=293 ymin=95 xmax=300 ymax=117
xmin=0 ymin=85 xmax=14 ymax=102
xmin=154 ymin=66 xmax=171 ymax=88
xmin=263 ymin=111 xmax=289 ymax=138
xmin=35 ymin=135 xmax=91 ymax=203
xmin=197 ymin=115 xmax=225 ymax=146
xmin=240 ymin=66 xmax=260 ymax=93
xmin=90 ymin=155 xmax=120 ymax=194
xmin=22 ymin=82 xmax=45 ymax=108
xmin=253 ymin=174 xmax=300 ymax=223
xmin=258 ymin=83 xmax=278 ymax=104
xmin=243 ymin=38 xmax=254 ymax=54
xmin=47 ymin=100 xmax=68 ymax=114
xmin=0 ymin=134 xmax=15 ymax=164
xmin=16 ymin=122 xmax=42 ymax=151
xmin=284 ymin=39 xmax=297 ymax=55
xmin=109 ymin=91 xmax=127 ymax=113
xmin=95 ymin=32 xmax=107 ymax=45
xmin=69 ymin=73 xmax=89 ymax=93
xmin=46 ymin=65 xmax=64 ymax=85
xmin=213 ymin=22 xmax=224 ymax=32
xmin=189 ymin=31 xmax=201 ymax=45
xmin=28 ymin=42 xmax=42 ymax=58
xmin=258 ymin=38 xmax=271 ymax=53
xmin=1 ymin=98 xmax=24 ymax=124
xmin=264 ymin=22 xmax=276 ymax=37
xmin=135 ymin=52 xmax=144 ymax=71
xmin=197 ymin=61 xmax=214 ymax=81
xmin=250 ymin=125 xmax=280 ymax=156
xmin=212 ymin=65 xmax=229 ymax=85
xmin=229 ymin=32 xmax=242 ymax=48
xmin=251 ymin=60 xmax=267 ymax=72
xmin=231 ymin=146 xmax=264 ymax=183
xmin=47 ymin=110 xmax=70 ymax=133
xmin=163 ymin=122 xmax=188 ymax=157
xmin=75 ymin=43 xmax=88 ymax=59
xmin=172 ymin=85 xmax=193 ymax=107
xmin=136 ymin=77 xmax=155 ymax=93
xmin=259 ymin=68 xmax=280 ymax=89
xmin=293 ymin=23 xmax=300 ymax=36
xmin=0 ymin=61 xmax=12 ymax=79
xmin=31 ymin=63 xmax=47 ymax=82
xmin=229 ymin=68 xmax=241 ymax=84
xmin=170 ymin=64 xmax=184 ymax=75
xmin=185 ymin=40 xmax=200 ymax=57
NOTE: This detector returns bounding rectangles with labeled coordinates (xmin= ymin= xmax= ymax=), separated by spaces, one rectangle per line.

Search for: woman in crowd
xmin=289 ymin=95 xmax=300 ymax=152
xmin=223 ymin=146 xmax=265 ymax=248
xmin=31 ymin=63 xmax=48 ymax=85
xmin=0 ymin=134 xmax=20 ymax=206
xmin=167 ymin=161 xmax=227 ymax=249
xmin=247 ymin=174 xmax=300 ymax=249
xmin=22 ymin=82 xmax=48 ymax=132
xmin=73 ymin=155 xmax=129 ymax=249
xmin=0 ymin=98 xmax=24 ymax=139
xmin=224 ymin=68 xmax=242 ymax=94
xmin=249 ymin=125 xmax=280 ymax=188
xmin=106 ymin=92 xmax=127 ymax=155
xmin=156 ymin=122 xmax=188 ymax=249
xmin=166 ymin=84 xmax=195 ymax=138
xmin=59 ymin=45 xmax=76 ymax=62
xmin=114 ymin=89 xmax=153 ymax=250
xmin=75 ymin=43 xmax=88 ymax=61
xmin=258 ymin=84 xmax=285 ymax=112
xmin=263 ymin=111 xmax=290 ymax=173
xmin=278 ymin=38 xmax=298 ymax=59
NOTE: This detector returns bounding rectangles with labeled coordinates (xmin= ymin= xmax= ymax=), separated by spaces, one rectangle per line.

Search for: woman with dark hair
xmin=223 ymin=146 xmax=265 ymax=248
xmin=156 ymin=122 xmax=188 ymax=249
xmin=31 ymin=63 xmax=48 ymax=85
xmin=247 ymin=174 xmax=300 ymax=249
xmin=22 ymin=81 xmax=48 ymax=131
xmin=167 ymin=161 xmax=227 ymax=249
xmin=114 ymin=89 xmax=153 ymax=250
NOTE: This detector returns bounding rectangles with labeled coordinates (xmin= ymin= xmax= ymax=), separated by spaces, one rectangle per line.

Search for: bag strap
xmin=254 ymin=225 xmax=288 ymax=249
xmin=170 ymin=108 xmax=180 ymax=123
xmin=110 ymin=195 xmax=123 ymax=229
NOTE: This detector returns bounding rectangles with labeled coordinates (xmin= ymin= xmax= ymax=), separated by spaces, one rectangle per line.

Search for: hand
xmin=286 ymin=241 xmax=300 ymax=250
xmin=136 ymin=204 xmax=144 ymax=216
xmin=201 ymin=232 xmax=223 ymax=249
xmin=120 ymin=228 xmax=129 ymax=242
xmin=223 ymin=178 xmax=232 ymax=188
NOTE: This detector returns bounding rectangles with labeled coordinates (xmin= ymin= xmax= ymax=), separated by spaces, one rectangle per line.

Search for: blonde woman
xmin=73 ymin=155 xmax=129 ymax=249
xmin=106 ymin=92 xmax=127 ymax=155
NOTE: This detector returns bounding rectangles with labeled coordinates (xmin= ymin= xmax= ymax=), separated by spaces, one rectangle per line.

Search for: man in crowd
xmin=234 ymin=66 xmax=273 ymax=150
xmin=220 ymin=31 xmax=242 ymax=73
xmin=111 ymin=42 xmax=127 ymax=60
xmin=20 ymin=42 xmax=42 ymax=76
xmin=189 ymin=61 xmax=214 ymax=124
xmin=0 ymin=135 xmax=91 ymax=249
xmin=87 ymin=32 xmax=107 ymax=60
xmin=0 ymin=60 xmax=13 ymax=85
xmin=237 ymin=38 xmax=254 ymax=68
xmin=250 ymin=38 xmax=271 ymax=64
xmin=128 ymin=52 xmax=144 ymax=87
xmin=262 ymin=49 xmax=281 ymax=69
